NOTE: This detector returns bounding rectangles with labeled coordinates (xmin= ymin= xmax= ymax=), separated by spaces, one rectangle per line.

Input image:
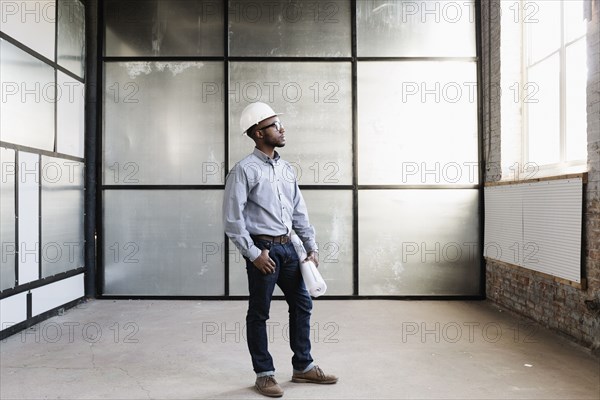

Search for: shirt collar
xmin=253 ymin=148 xmax=280 ymax=164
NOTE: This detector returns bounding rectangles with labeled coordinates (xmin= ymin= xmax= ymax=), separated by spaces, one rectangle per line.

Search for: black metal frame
xmin=94 ymin=0 xmax=486 ymax=300
xmin=0 ymin=297 xmax=85 ymax=341
xmin=477 ymin=0 xmax=486 ymax=297
xmin=85 ymin=0 xmax=99 ymax=297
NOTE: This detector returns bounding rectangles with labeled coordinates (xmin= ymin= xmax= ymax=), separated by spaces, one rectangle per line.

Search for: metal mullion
xmin=298 ymin=185 xmax=354 ymax=191
xmin=102 ymin=185 xmax=225 ymax=190
xmin=97 ymin=0 xmax=106 ymax=296
xmin=223 ymin=0 xmax=230 ymax=297
xmin=26 ymin=292 xmax=32 ymax=319
xmin=14 ymin=151 xmax=20 ymax=287
xmin=54 ymin=0 xmax=59 ymax=64
xmin=54 ymin=1 xmax=59 ymax=154
xmin=226 ymin=56 xmax=352 ymax=62
xmin=357 ymin=185 xmax=480 ymax=190
xmin=94 ymin=294 xmax=484 ymax=301
xmin=103 ymin=57 xmax=355 ymax=63
xmin=351 ymin=0 xmax=358 ymax=296
xmin=54 ymin=68 xmax=58 ymax=154
xmin=0 ymin=142 xmax=85 ymax=163
xmin=357 ymin=56 xmax=477 ymax=62
xmin=103 ymin=56 xmax=226 ymax=62
xmin=38 ymin=154 xmax=43 ymax=281
xmin=84 ymin=0 xmax=99 ymax=297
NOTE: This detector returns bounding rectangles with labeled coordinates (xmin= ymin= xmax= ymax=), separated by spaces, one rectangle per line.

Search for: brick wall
xmin=482 ymin=1 xmax=600 ymax=354
xmin=481 ymin=0 xmax=502 ymax=182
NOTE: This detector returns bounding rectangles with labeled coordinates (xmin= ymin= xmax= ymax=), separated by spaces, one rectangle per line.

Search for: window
xmin=101 ymin=0 xmax=481 ymax=297
xmin=524 ymin=0 xmax=587 ymax=170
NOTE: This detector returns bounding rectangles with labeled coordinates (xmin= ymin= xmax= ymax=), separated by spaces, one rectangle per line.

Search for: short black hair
xmin=247 ymin=124 xmax=258 ymax=139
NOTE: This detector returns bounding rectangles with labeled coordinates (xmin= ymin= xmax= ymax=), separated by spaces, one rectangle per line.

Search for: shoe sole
xmin=255 ymin=385 xmax=284 ymax=398
xmin=291 ymin=377 xmax=338 ymax=384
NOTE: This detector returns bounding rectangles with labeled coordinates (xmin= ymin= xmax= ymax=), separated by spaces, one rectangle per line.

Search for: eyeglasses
xmin=257 ymin=120 xmax=283 ymax=132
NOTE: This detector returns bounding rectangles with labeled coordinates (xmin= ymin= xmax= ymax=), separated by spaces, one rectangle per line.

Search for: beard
xmin=265 ymin=135 xmax=286 ymax=148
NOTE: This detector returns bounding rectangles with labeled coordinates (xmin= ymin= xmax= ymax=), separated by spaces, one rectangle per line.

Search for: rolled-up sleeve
xmin=223 ymin=164 xmax=261 ymax=262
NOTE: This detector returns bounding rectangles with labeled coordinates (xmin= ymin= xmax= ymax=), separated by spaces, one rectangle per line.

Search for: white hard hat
xmin=239 ymin=102 xmax=283 ymax=135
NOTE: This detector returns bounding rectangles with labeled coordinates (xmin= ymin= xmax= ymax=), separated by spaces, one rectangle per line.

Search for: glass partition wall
xmin=101 ymin=0 xmax=481 ymax=297
xmin=0 ymin=0 xmax=86 ymax=318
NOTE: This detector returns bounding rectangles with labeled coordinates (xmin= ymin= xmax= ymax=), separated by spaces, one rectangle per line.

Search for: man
xmin=223 ymin=102 xmax=338 ymax=397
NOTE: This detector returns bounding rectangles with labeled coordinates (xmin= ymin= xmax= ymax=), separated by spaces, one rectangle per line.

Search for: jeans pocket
xmin=254 ymin=239 xmax=272 ymax=251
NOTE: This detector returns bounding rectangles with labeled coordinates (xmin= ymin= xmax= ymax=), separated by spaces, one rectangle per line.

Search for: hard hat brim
xmin=242 ymin=112 xmax=284 ymax=136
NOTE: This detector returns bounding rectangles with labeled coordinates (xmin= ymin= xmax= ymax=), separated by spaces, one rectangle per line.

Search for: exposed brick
xmin=484 ymin=0 xmax=600 ymax=351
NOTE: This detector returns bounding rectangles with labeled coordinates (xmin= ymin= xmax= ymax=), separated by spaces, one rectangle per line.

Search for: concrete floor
xmin=0 ymin=299 xmax=598 ymax=400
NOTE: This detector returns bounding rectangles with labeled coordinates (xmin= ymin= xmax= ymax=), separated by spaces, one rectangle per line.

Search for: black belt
xmin=251 ymin=234 xmax=290 ymax=244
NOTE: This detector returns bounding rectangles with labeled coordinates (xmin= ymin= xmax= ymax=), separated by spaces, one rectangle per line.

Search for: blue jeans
xmin=245 ymin=239 xmax=314 ymax=375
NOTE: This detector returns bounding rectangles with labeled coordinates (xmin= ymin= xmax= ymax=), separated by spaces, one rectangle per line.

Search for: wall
xmin=98 ymin=0 xmax=482 ymax=298
xmin=0 ymin=0 xmax=87 ymax=339
xmin=481 ymin=0 xmax=600 ymax=353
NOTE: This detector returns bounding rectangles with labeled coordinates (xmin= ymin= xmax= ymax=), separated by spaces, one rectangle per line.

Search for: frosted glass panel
xmin=0 ymin=148 xmax=16 ymax=291
xmin=229 ymin=190 xmax=353 ymax=295
xmin=31 ymin=274 xmax=84 ymax=316
xmin=0 ymin=40 xmax=55 ymax=151
xmin=358 ymin=62 xmax=478 ymax=185
xmin=357 ymin=0 xmax=476 ymax=57
xmin=528 ymin=54 xmax=560 ymax=165
xmin=229 ymin=0 xmax=350 ymax=57
xmin=0 ymin=0 xmax=55 ymax=60
xmin=105 ymin=0 xmax=223 ymax=56
xmin=103 ymin=62 xmax=224 ymax=185
xmin=302 ymin=190 xmax=353 ymax=294
xmin=18 ymin=152 xmax=40 ymax=285
xmin=103 ymin=190 xmax=224 ymax=295
xmin=57 ymin=0 xmax=85 ymax=78
xmin=41 ymin=156 xmax=84 ymax=278
xmin=0 ymin=292 xmax=27 ymax=327
xmin=359 ymin=190 xmax=480 ymax=295
xmin=229 ymin=62 xmax=352 ymax=185
xmin=57 ymin=71 xmax=85 ymax=157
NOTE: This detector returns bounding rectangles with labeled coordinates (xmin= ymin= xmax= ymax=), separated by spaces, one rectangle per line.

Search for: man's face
xmin=256 ymin=116 xmax=286 ymax=147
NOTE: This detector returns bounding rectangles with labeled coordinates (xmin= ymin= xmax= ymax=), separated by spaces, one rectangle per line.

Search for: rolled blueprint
xmin=300 ymin=260 xmax=327 ymax=297
xmin=291 ymin=234 xmax=327 ymax=297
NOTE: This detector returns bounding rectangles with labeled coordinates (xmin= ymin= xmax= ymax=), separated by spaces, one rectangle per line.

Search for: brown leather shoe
xmin=292 ymin=365 xmax=338 ymax=384
xmin=255 ymin=376 xmax=284 ymax=398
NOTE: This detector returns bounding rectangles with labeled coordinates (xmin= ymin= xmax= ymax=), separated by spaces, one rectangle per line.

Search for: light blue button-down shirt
xmin=223 ymin=148 xmax=317 ymax=262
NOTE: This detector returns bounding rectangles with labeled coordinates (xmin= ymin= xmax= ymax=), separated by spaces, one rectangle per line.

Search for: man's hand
xmin=306 ymin=251 xmax=319 ymax=268
xmin=253 ymin=249 xmax=276 ymax=275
